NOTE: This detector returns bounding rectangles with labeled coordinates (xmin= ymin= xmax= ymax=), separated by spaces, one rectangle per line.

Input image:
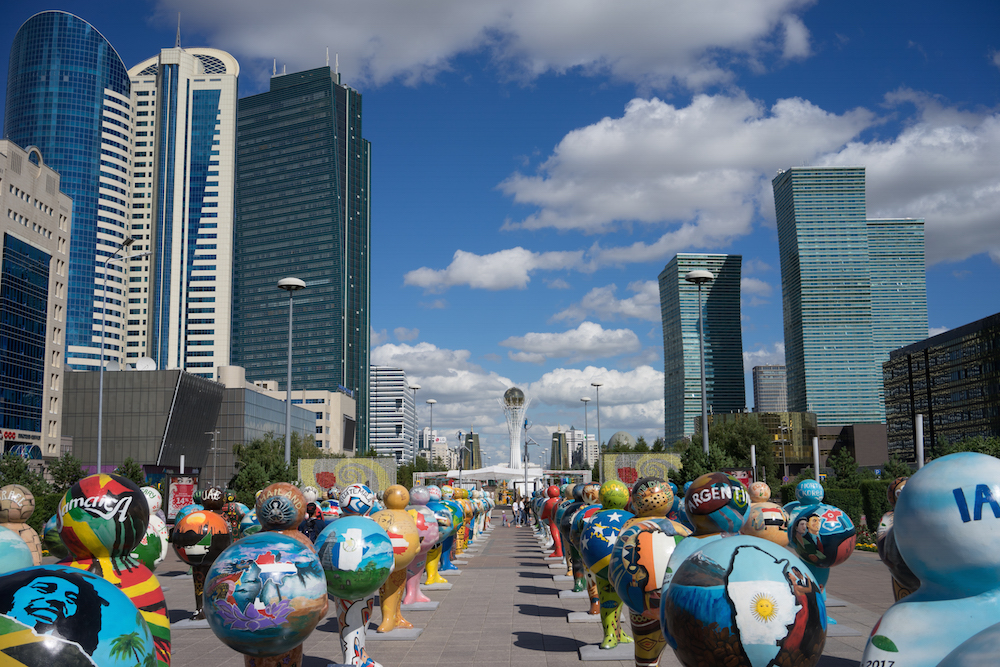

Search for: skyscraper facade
xmin=368 ymin=366 xmax=415 ymax=462
xmin=0 ymin=141 xmax=72 ymax=459
xmin=233 ymin=67 xmax=371 ymax=446
xmin=772 ymin=167 xmax=926 ymax=425
xmin=659 ymin=254 xmax=745 ymax=443
xmin=752 ymin=365 xmax=787 ymax=413
xmin=5 ymin=11 xmax=133 ymax=371
xmin=127 ymin=48 xmax=239 ymax=379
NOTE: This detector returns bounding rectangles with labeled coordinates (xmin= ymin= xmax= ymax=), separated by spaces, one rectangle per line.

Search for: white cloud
xmin=743 ymin=258 xmax=772 ymax=274
xmin=421 ymin=299 xmax=448 ymax=309
xmin=394 ymin=327 xmax=420 ymax=341
xmin=403 ymin=247 xmax=583 ymax=292
xmin=992 ymin=50 xmax=1000 ymax=70
xmin=501 ymin=321 xmax=641 ymax=362
xmin=371 ymin=327 xmax=388 ymax=345
xmin=780 ymin=15 xmax=811 ymax=60
xmin=740 ymin=277 xmax=772 ymax=296
xmin=743 ymin=342 xmax=785 ymax=367
xmin=500 ymin=93 xmax=874 ymax=243
xmin=552 ymin=281 xmax=661 ymax=323
xmin=929 ymin=326 xmax=950 ymax=337
xmin=508 ymin=351 xmax=547 ymax=364
xmin=545 ymin=278 xmax=571 ymax=289
xmin=527 ymin=365 xmax=665 ymax=432
xmin=818 ymin=89 xmax=1000 ymax=264
xmin=156 ymin=0 xmax=813 ymax=89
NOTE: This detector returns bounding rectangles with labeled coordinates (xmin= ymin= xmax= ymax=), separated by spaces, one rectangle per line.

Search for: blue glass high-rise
xmin=4 ymin=11 xmax=133 ymax=370
xmin=659 ymin=254 xmax=745 ymax=443
xmin=233 ymin=67 xmax=371 ymax=450
xmin=772 ymin=167 xmax=926 ymax=425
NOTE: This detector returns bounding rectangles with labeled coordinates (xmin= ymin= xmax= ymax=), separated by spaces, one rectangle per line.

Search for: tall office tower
xmin=368 ymin=366 xmax=415 ymax=462
xmin=550 ymin=429 xmax=570 ymax=469
xmin=0 ymin=141 xmax=72 ymax=458
xmin=127 ymin=48 xmax=239 ymax=379
xmin=233 ymin=67 xmax=371 ymax=445
xmin=5 ymin=11 xmax=133 ymax=371
xmin=752 ymin=365 xmax=788 ymax=412
xmin=659 ymin=254 xmax=745 ymax=443
xmin=773 ymin=167 xmax=926 ymax=425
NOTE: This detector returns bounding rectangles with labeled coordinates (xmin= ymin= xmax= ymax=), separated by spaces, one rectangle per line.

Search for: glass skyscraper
xmin=659 ymin=253 xmax=745 ymax=443
xmin=752 ymin=365 xmax=787 ymax=413
xmin=127 ymin=48 xmax=239 ymax=380
xmin=5 ymin=11 xmax=133 ymax=370
xmin=773 ymin=167 xmax=926 ymax=425
xmin=233 ymin=67 xmax=371 ymax=448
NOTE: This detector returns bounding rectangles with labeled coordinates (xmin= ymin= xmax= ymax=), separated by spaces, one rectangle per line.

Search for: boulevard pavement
xmin=108 ymin=514 xmax=891 ymax=666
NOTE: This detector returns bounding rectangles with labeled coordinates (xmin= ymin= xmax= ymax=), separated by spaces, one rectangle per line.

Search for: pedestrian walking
xmin=502 ymin=510 xmax=508 ymax=526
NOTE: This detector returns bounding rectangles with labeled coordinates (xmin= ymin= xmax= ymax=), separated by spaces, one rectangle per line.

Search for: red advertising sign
xmin=166 ymin=475 xmax=197 ymax=521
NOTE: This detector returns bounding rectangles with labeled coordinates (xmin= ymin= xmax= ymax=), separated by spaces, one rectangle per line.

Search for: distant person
xmin=501 ymin=510 xmax=508 ymax=526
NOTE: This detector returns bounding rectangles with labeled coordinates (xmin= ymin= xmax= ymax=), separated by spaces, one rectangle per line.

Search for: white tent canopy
xmin=446 ymin=464 xmax=544 ymax=481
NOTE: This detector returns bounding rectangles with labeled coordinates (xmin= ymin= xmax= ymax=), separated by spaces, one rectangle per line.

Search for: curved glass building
xmin=4 ymin=11 xmax=133 ymax=370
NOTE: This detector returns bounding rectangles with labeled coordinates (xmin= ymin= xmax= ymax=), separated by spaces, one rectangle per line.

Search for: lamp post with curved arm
xmin=278 ymin=277 xmax=306 ymax=465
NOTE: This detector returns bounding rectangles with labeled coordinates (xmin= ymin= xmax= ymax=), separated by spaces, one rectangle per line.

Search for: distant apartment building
xmin=126 ymin=48 xmax=239 ymax=380
xmin=551 ymin=429 xmax=570 ymax=469
xmin=753 ymin=365 xmax=787 ymax=413
xmin=659 ymin=254 xmax=745 ymax=442
xmin=0 ymin=141 xmax=72 ymax=459
xmin=566 ymin=426 xmax=598 ymax=468
xmin=369 ymin=366 xmax=416 ymax=461
xmin=246 ymin=373 xmax=357 ymax=454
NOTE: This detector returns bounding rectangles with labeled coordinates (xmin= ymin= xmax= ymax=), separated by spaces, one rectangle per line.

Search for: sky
xmin=3 ymin=1 xmax=1000 ymax=468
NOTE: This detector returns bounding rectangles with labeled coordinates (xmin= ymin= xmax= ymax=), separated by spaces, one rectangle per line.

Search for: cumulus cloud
xmin=818 ymin=89 xmax=1000 ymax=264
xmin=501 ymin=321 xmax=641 ymax=362
xmin=740 ymin=277 xmax=772 ymax=296
xmin=552 ymin=281 xmax=660 ymax=323
xmin=394 ymin=327 xmax=420 ymax=341
xmin=371 ymin=327 xmax=388 ymax=345
xmin=527 ymin=365 xmax=665 ymax=432
xmin=929 ymin=326 xmax=950 ymax=337
xmin=743 ymin=342 xmax=785 ymax=367
xmin=499 ymin=93 xmax=874 ymax=239
xmin=403 ymin=247 xmax=583 ymax=292
xmin=156 ymin=0 xmax=813 ymax=89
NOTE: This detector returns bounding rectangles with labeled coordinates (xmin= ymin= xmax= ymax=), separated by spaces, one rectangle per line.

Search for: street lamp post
xmin=278 ymin=278 xmax=306 ymax=465
xmin=581 ymin=397 xmax=591 ymax=462
xmin=97 ymin=237 xmax=138 ymax=473
xmin=591 ymin=381 xmax=603 ymax=451
xmin=206 ymin=430 xmax=220 ymax=486
xmin=685 ymin=269 xmax=715 ymax=455
xmin=780 ymin=425 xmax=790 ymax=480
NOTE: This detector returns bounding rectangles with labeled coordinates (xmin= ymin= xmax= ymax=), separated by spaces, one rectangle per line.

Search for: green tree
xmin=708 ymin=419 xmax=779 ymax=489
xmin=672 ymin=446 xmax=737 ymax=485
xmin=880 ymin=456 xmax=913 ymax=480
xmin=48 ymin=453 xmax=87 ymax=495
xmin=113 ymin=457 xmax=146 ymax=487
xmin=397 ymin=455 xmax=446 ymax=489
xmin=0 ymin=454 xmax=50 ymax=497
xmin=651 ymin=437 xmax=665 ymax=452
xmin=634 ymin=436 xmax=650 ymax=452
xmin=823 ymin=447 xmax=875 ymax=488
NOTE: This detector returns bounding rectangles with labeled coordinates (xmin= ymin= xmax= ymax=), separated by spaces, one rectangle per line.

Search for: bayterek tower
xmin=498 ymin=387 xmax=530 ymax=469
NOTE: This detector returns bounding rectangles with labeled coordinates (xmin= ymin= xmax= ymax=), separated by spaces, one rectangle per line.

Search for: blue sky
xmin=3 ymin=1 xmax=1000 ymax=467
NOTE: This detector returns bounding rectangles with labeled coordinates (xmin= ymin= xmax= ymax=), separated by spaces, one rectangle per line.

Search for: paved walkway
xmin=148 ymin=515 xmax=892 ymax=666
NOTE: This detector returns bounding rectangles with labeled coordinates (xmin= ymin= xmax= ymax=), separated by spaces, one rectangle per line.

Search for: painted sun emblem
xmin=751 ymin=592 xmax=777 ymax=622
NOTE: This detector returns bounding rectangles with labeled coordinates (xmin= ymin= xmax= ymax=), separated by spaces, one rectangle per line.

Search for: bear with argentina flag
xmin=661 ymin=535 xmax=826 ymax=667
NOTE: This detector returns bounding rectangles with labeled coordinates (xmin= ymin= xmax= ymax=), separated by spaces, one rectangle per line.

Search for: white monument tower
xmin=499 ymin=387 xmax=530 ymax=469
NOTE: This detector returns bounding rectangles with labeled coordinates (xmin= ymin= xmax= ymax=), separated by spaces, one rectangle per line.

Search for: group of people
xmin=509 ymin=499 xmax=529 ymax=526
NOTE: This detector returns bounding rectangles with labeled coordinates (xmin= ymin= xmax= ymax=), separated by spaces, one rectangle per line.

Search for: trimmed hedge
xmin=780 ymin=483 xmax=795 ymax=506
xmin=822 ymin=488 xmax=864 ymax=529
xmin=859 ymin=480 xmax=893 ymax=528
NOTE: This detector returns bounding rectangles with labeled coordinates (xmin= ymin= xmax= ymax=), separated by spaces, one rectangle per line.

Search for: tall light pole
xmin=591 ymin=380 xmax=603 ymax=452
xmin=685 ymin=269 xmax=715 ymax=455
xmin=581 ymin=397 xmax=591 ymax=462
xmin=97 ymin=237 xmax=138 ymax=473
xmin=206 ymin=430 xmax=220 ymax=487
xmin=409 ymin=384 xmax=420 ymax=456
xmin=278 ymin=277 xmax=306 ymax=465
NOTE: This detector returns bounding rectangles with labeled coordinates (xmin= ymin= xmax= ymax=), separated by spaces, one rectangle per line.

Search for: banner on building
xmin=166 ymin=475 xmax=198 ymax=521
xmin=299 ymin=457 xmax=397 ymax=494
xmin=599 ymin=452 xmax=682 ymax=485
